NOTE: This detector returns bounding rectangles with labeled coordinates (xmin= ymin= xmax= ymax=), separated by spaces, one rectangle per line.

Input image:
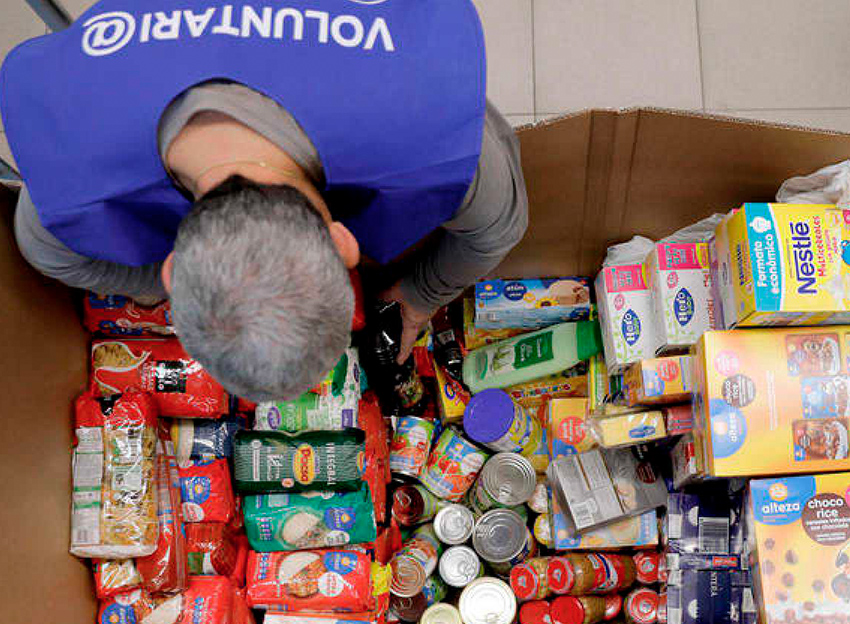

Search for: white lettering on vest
xmin=274 ymin=8 xmax=304 ymax=40
xmin=305 ymin=11 xmax=330 ymax=44
xmin=364 ymin=17 xmax=394 ymax=51
xmin=241 ymin=6 xmax=273 ymax=38
xmin=152 ymin=11 xmax=181 ymax=40
xmin=184 ymin=9 xmax=216 ymax=38
xmin=212 ymin=5 xmax=240 ymax=36
xmin=331 ymin=15 xmax=364 ymax=48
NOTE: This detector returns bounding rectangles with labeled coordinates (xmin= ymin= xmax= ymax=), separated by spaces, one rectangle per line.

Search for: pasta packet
xmin=186 ymin=523 xmax=239 ymax=578
xmin=178 ymin=458 xmax=236 ymax=523
xmin=94 ymin=560 xmax=142 ymax=599
xmin=71 ymin=390 xmax=159 ymax=558
xmin=98 ymin=588 xmax=161 ymax=624
xmin=140 ymin=576 xmax=234 ymax=624
xmin=83 ymin=293 xmax=174 ymax=336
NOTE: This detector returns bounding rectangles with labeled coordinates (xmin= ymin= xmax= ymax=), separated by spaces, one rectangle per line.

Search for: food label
xmin=420 ymin=430 xmax=487 ymax=502
xmin=477 ymin=332 xmax=554 ymax=381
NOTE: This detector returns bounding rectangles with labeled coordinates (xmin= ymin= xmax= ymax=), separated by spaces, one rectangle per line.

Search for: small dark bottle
xmin=430 ymin=305 xmax=464 ymax=382
xmin=368 ymin=301 xmax=425 ymax=413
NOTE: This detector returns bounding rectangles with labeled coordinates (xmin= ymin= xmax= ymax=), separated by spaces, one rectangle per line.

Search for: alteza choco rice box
xmin=716 ymin=203 xmax=850 ymax=327
xmin=747 ymin=472 xmax=850 ymax=624
xmin=693 ymin=326 xmax=850 ymax=477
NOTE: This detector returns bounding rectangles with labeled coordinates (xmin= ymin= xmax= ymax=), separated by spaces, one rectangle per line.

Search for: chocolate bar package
xmin=665 ymin=492 xmax=734 ymax=555
xmin=666 ymin=570 xmax=734 ymax=624
xmin=666 ymin=552 xmax=741 ymax=572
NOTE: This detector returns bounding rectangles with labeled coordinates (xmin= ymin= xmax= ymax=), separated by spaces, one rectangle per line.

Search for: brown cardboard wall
xmin=0 ymin=186 xmax=94 ymax=622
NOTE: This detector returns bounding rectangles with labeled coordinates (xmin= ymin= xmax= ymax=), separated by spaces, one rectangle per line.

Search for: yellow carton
xmin=505 ymin=368 xmax=588 ymax=409
xmin=591 ymin=410 xmax=667 ymax=448
xmin=547 ymin=398 xmax=595 ymax=458
xmin=693 ymin=326 xmax=850 ymax=477
xmin=624 ymin=355 xmax=694 ymax=406
xmin=433 ymin=363 xmax=468 ymax=425
xmin=719 ymin=203 xmax=850 ymax=327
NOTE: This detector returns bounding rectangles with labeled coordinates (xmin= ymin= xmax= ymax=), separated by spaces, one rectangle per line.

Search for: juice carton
xmin=644 ymin=242 xmax=715 ymax=352
xmin=595 ymin=265 xmax=661 ymax=373
xmin=747 ymin=472 xmax=850 ymax=624
xmin=474 ymin=278 xmax=592 ymax=330
xmin=547 ymin=398 xmax=595 ymax=458
xmin=693 ymin=326 xmax=850 ymax=477
xmin=624 ymin=355 xmax=694 ymax=406
xmin=720 ymin=203 xmax=850 ymax=327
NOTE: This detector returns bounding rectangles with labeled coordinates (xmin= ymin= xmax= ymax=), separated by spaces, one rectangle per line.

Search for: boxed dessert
xmin=644 ymin=243 xmax=715 ymax=352
xmin=747 ymin=472 xmax=850 ymax=624
xmin=625 ymin=356 xmax=694 ymax=406
xmin=693 ymin=326 xmax=850 ymax=477
xmin=474 ymin=278 xmax=592 ymax=330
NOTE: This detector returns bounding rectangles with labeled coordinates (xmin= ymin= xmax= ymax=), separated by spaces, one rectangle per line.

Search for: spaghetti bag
xmin=178 ymin=458 xmax=235 ymax=523
xmin=84 ymin=293 xmax=174 ymax=336
xmin=71 ymin=390 xmax=158 ymax=558
xmin=94 ymin=560 xmax=142 ymax=599
xmin=141 ymin=576 xmax=234 ymax=624
xmin=90 ymin=338 xmax=228 ymax=418
xmin=233 ymin=430 xmax=365 ymax=494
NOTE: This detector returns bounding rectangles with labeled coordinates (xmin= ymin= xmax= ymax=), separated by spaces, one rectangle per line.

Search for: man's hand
xmin=380 ymin=282 xmax=434 ymax=365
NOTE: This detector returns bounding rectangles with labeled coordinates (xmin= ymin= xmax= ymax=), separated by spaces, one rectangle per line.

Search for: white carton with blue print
xmin=474 ymin=278 xmax=592 ymax=330
xmin=595 ymin=265 xmax=661 ymax=374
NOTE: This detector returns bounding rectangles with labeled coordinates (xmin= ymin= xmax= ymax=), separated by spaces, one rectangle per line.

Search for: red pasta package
xmin=97 ymin=588 xmax=161 ymax=624
xmin=246 ymin=549 xmax=375 ymax=612
xmin=178 ymin=459 xmax=235 ymax=523
xmin=90 ymin=338 xmax=228 ymax=418
xmin=231 ymin=534 xmax=250 ymax=589
xmin=359 ymin=396 xmax=391 ymax=523
xmin=141 ymin=576 xmax=234 ymax=624
xmin=84 ymin=293 xmax=174 ymax=336
xmin=186 ymin=523 xmax=239 ymax=579
xmin=94 ymin=560 xmax=142 ymax=599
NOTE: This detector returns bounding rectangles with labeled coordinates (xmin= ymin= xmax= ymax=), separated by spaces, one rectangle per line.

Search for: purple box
xmin=666 ymin=570 xmax=734 ymax=624
xmin=666 ymin=492 xmax=734 ymax=554
xmin=666 ymin=552 xmax=741 ymax=572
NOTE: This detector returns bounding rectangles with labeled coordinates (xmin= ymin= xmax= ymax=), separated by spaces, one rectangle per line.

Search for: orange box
xmin=547 ymin=398 xmax=594 ymax=458
xmin=624 ymin=355 xmax=693 ymax=406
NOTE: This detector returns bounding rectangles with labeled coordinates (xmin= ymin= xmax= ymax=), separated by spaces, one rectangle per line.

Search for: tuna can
xmin=434 ymin=504 xmax=475 ymax=545
xmin=472 ymin=508 xmax=532 ymax=577
xmin=439 ymin=545 xmax=484 ymax=588
xmin=420 ymin=428 xmax=489 ymax=502
xmin=389 ymin=416 xmax=435 ymax=478
xmin=472 ymin=452 xmax=537 ymax=511
xmin=459 ymin=577 xmax=517 ymax=624
xmin=392 ymin=483 xmax=443 ymax=526
xmin=463 ymin=389 xmax=543 ymax=455
xmin=391 ymin=524 xmax=443 ymax=597
xmin=391 ymin=554 xmax=428 ymax=598
xmin=422 ymin=603 xmax=464 ymax=624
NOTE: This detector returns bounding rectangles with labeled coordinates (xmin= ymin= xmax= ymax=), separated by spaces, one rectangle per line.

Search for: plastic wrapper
xmin=94 ymin=560 xmax=142 ymax=599
xmin=140 ymin=576 xmax=234 ymax=624
xmin=97 ymin=588 xmax=160 ymax=624
xmin=232 ymin=588 xmax=256 ymax=624
xmin=360 ymin=395 xmax=391 ymax=523
xmin=171 ymin=416 xmax=245 ymax=462
xmin=178 ymin=458 xmax=235 ymax=523
xmin=589 ymin=410 xmax=667 ymax=448
xmin=71 ymin=390 xmax=159 ymax=558
xmin=83 ymin=293 xmax=174 ymax=336
xmin=186 ymin=523 xmax=239 ymax=578
xmin=90 ymin=338 xmax=228 ymax=418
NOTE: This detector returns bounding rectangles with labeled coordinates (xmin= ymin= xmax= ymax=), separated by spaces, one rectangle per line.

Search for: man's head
xmin=164 ymin=175 xmax=356 ymax=402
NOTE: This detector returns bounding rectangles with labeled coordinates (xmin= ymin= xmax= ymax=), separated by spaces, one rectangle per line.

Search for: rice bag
xmin=178 ymin=459 xmax=235 ymax=523
xmin=98 ymin=588 xmax=160 ymax=624
xmin=95 ymin=560 xmax=142 ymax=599
xmin=185 ymin=523 xmax=239 ymax=579
xmin=84 ymin=293 xmax=174 ymax=336
xmin=233 ymin=429 xmax=366 ymax=494
xmin=243 ymin=486 xmax=377 ymax=552
xmin=232 ymin=588 xmax=256 ymax=624
xmin=141 ymin=576 xmax=234 ymax=624
xmin=171 ymin=416 xmax=245 ymax=462
xmin=90 ymin=338 xmax=228 ymax=418
xmin=71 ymin=390 xmax=159 ymax=558
xmin=245 ymin=549 xmax=375 ymax=612
xmin=137 ymin=439 xmax=188 ymax=594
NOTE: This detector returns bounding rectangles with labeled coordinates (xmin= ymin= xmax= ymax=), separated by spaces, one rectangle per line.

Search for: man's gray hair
xmin=169 ymin=176 xmax=354 ymax=402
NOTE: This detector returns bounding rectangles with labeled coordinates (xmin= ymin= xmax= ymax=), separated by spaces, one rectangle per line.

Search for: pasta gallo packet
xmin=71 ymin=390 xmax=159 ymax=559
xmin=83 ymin=293 xmax=174 ymax=337
xmin=94 ymin=560 xmax=142 ymax=599
xmin=90 ymin=338 xmax=228 ymax=418
xmin=97 ymin=588 xmax=162 ymax=624
xmin=178 ymin=458 xmax=235 ymax=524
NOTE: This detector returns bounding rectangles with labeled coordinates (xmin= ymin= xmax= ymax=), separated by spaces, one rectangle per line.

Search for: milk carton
xmin=644 ymin=242 xmax=715 ymax=352
xmin=595 ymin=265 xmax=660 ymax=374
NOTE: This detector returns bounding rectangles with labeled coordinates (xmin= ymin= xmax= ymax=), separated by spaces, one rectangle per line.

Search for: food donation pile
xmin=70 ymin=202 xmax=850 ymax=624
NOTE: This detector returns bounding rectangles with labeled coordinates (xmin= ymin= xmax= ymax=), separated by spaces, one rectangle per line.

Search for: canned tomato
xmin=534 ymin=513 xmax=553 ymax=548
xmin=434 ymin=504 xmax=475 ymax=545
xmin=391 ymin=524 xmax=443 ymax=597
xmin=389 ymin=416 xmax=435 ymax=478
xmin=422 ymin=603 xmax=463 ymax=624
xmin=633 ymin=551 xmax=662 ymax=585
xmin=510 ymin=557 xmax=550 ymax=602
xmin=420 ymin=428 xmax=488 ymax=502
xmin=625 ymin=588 xmax=659 ymax=624
xmin=527 ymin=477 xmax=550 ymax=515
xmin=472 ymin=452 xmax=537 ymax=512
xmin=519 ymin=600 xmax=553 ymax=624
xmin=439 ymin=545 xmax=484 ymax=588
xmin=459 ymin=577 xmax=516 ymax=624
xmin=464 ymin=389 xmax=543 ymax=455
xmin=392 ymin=483 xmax=443 ymax=526
xmin=472 ymin=508 xmax=532 ymax=577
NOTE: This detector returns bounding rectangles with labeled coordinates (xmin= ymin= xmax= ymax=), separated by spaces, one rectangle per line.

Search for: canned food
xmin=439 ymin=546 xmax=484 ymax=588
xmin=391 ymin=524 xmax=443 ymax=597
xmin=519 ymin=600 xmax=553 ymax=624
xmin=527 ymin=477 xmax=550 ymax=515
xmin=459 ymin=577 xmax=517 ymax=624
xmin=547 ymin=556 xmax=576 ymax=595
xmin=392 ymin=483 xmax=443 ymax=527
xmin=472 ymin=508 xmax=532 ymax=576
xmin=464 ymin=389 xmax=543 ymax=455
xmin=389 ymin=416 xmax=435 ymax=478
xmin=391 ymin=553 xmax=428 ymax=598
xmin=633 ymin=551 xmax=662 ymax=585
xmin=422 ymin=603 xmax=464 ymax=624
xmin=592 ymin=553 xmax=637 ymax=594
xmin=390 ymin=592 xmax=429 ymax=622
xmin=550 ymin=595 xmax=622 ymax=624
xmin=510 ymin=557 xmax=550 ymax=601
xmin=434 ymin=504 xmax=475 ymax=545
xmin=473 ymin=452 xmax=537 ymax=511
xmin=420 ymin=428 xmax=489 ymax=502
xmin=422 ymin=575 xmax=449 ymax=606
xmin=625 ymin=588 xmax=659 ymax=624
xmin=534 ymin=513 xmax=553 ymax=548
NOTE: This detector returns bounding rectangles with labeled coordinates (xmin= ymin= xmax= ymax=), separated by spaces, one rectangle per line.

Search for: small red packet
xmin=178 ymin=459 xmax=235 ymax=524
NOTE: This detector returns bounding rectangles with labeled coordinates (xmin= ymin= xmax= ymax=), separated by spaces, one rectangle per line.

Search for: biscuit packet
xmin=98 ymin=588 xmax=162 ymax=624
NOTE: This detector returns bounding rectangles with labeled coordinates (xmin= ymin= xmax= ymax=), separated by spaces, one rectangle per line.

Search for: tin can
xmin=420 ymin=428 xmax=489 ymax=502
xmin=527 ymin=477 xmax=550 ymax=515
xmin=472 ymin=508 xmax=532 ymax=577
xmin=422 ymin=575 xmax=449 ymax=606
xmin=464 ymin=389 xmax=543 ymax=455
xmin=439 ymin=545 xmax=484 ymax=588
xmin=519 ymin=600 xmax=553 ymax=624
xmin=422 ymin=603 xmax=464 ymax=624
xmin=510 ymin=556 xmax=550 ymax=602
xmin=633 ymin=551 xmax=662 ymax=585
xmin=534 ymin=513 xmax=553 ymax=548
xmin=390 ymin=592 xmax=429 ymax=622
xmin=591 ymin=553 xmax=637 ymax=594
xmin=472 ymin=452 xmax=537 ymax=512
xmin=391 ymin=554 xmax=428 ymax=598
xmin=391 ymin=524 xmax=443 ymax=597
xmin=389 ymin=416 xmax=435 ymax=478
xmin=434 ymin=504 xmax=475 ymax=545
xmin=625 ymin=588 xmax=659 ymax=624
xmin=393 ymin=483 xmax=443 ymax=526
xmin=547 ymin=556 xmax=576 ymax=595
xmin=459 ymin=577 xmax=517 ymax=624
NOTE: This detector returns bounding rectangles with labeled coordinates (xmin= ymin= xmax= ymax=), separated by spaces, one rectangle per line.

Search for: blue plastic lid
xmin=463 ymin=388 xmax=515 ymax=444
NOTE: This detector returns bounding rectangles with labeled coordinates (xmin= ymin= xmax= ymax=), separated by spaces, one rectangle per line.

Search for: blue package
xmin=172 ymin=415 xmax=245 ymax=460
xmin=667 ymin=570 xmax=734 ymax=624
xmin=666 ymin=492 xmax=734 ymax=554
xmin=474 ymin=278 xmax=592 ymax=330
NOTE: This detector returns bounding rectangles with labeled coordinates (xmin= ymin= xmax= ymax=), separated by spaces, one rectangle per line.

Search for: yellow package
xmin=721 ymin=203 xmax=850 ymax=327
xmin=693 ymin=326 xmax=850 ymax=477
xmin=591 ymin=410 xmax=667 ymax=448
xmin=624 ymin=355 xmax=694 ymax=406
xmin=462 ymin=298 xmax=526 ymax=351
xmin=433 ymin=363 xmax=469 ymax=425
xmin=547 ymin=398 xmax=595 ymax=458
xmin=505 ymin=368 xmax=588 ymax=409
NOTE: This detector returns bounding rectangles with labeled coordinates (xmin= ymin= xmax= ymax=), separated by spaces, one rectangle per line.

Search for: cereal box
xmin=644 ymin=242 xmax=715 ymax=352
xmin=595 ymin=265 xmax=661 ymax=373
xmin=720 ymin=203 xmax=850 ymax=327
xmin=693 ymin=326 xmax=850 ymax=477
xmin=747 ymin=472 xmax=850 ymax=624
xmin=474 ymin=278 xmax=592 ymax=330
xmin=624 ymin=355 xmax=694 ymax=406
xmin=547 ymin=398 xmax=595 ymax=458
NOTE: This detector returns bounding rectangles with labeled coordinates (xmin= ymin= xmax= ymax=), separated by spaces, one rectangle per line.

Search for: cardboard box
xmin=9 ymin=106 xmax=850 ymax=620
xmin=474 ymin=278 xmax=592 ymax=330
xmin=549 ymin=490 xmax=658 ymax=550
xmin=547 ymin=397 xmax=595 ymax=457
xmin=624 ymin=355 xmax=694 ymax=406
xmin=693 ymin=326 xmax=850 ymax=477
xmin=590 ymin=409 xmax=667 ymax=447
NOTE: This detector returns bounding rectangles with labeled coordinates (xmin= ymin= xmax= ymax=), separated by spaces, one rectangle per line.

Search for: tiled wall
xmin=4 ymin=0 xmax=850 ymax=167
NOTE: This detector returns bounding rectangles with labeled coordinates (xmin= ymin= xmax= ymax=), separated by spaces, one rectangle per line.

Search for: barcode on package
xmin=698 ymin=517 xmax=730 ymax=554
xmin=571 ymin=499 xmax=599 ymax=530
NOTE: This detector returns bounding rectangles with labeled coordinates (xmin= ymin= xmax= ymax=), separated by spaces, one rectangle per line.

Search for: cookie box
xmin=625 ymin=356 xmax=694 ymax=406
xmin=475 ymin=278 xmax=592 ymax=330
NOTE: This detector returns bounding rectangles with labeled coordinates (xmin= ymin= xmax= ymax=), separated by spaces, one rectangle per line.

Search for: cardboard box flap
xmin=498 ymin=107 xmax=850 ymax=279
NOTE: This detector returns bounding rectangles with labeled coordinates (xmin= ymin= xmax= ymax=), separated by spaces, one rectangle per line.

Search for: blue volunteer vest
xmin=0 ymin=0 xmax=486 ymax=265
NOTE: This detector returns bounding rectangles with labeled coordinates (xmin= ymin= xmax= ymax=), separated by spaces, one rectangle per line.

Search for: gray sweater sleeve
xmin=14 ymin=186 xmax=167 ymax=300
